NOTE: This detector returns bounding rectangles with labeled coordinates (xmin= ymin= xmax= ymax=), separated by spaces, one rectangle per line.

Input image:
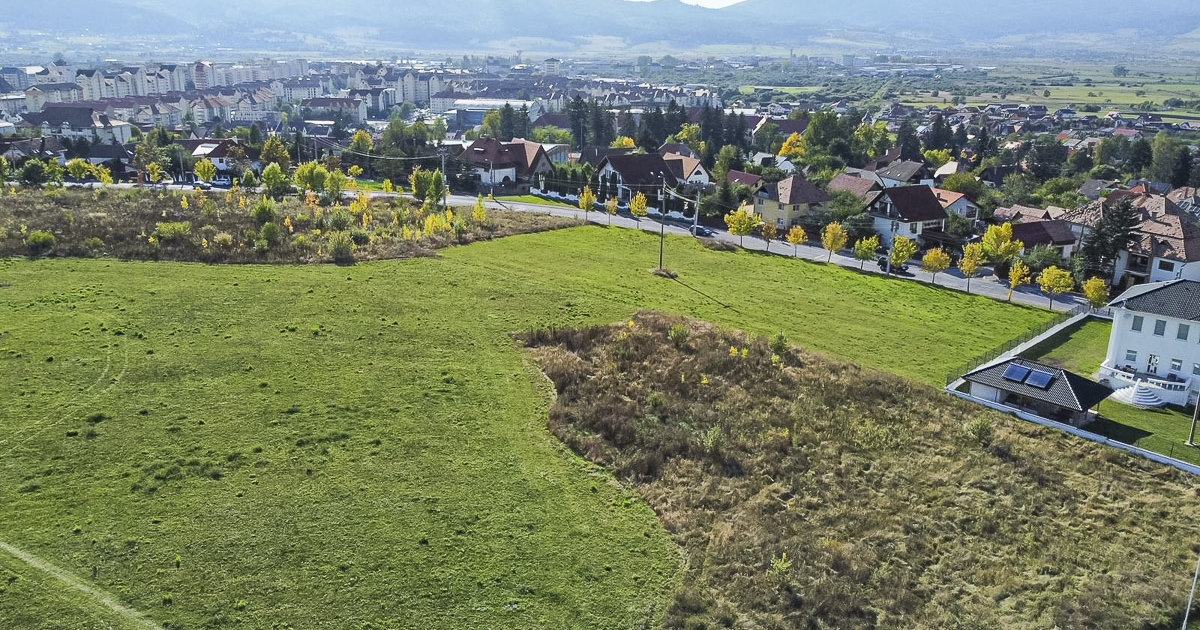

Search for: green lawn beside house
xmin=1021 ymin=318 xmax=1200 ymax=465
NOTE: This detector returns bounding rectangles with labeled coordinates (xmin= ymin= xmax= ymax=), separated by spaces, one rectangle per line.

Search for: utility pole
xmin=659 ymin=178 xmax=667 ymax=271
xmin=1183 ymin=549 xmax=1200 ymax=630
xmin=1187 ymin=396 xmax=1199 ymax=447
xmin=440 ymin=149 xmax=448 ymax=210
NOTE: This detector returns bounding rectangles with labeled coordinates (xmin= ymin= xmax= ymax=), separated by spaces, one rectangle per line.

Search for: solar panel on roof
xmin=1025 ymin=370 xmax=1055 ymax=389
xmin=1002 ymin=364 xmax=1031 ymax=383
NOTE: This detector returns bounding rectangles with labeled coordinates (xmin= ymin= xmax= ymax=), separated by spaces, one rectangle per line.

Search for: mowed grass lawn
xmin=1022 ymin=318 xmax=1200 ymax=465
xmin=0 ymin=227 xmax=1054 ymax=629
xmin=496 ymin=195 xmax=575 ymax=208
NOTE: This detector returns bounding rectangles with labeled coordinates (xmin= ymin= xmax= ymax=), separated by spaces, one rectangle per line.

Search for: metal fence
xmin=945 ymin=304 xmax=1093 ymax=386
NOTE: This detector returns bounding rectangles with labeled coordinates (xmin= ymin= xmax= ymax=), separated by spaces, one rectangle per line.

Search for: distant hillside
xmin=5 ymin=0 xmax=1200 ymax=54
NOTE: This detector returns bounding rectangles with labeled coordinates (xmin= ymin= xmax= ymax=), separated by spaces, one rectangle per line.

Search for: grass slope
xmin=1 ymin=227 xmax=1053 ymax=628
xmin=525 ymin=312 xmax=1200 ymax=629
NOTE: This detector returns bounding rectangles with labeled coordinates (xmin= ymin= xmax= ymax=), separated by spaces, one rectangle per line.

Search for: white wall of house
xmin=1105 ymin=305 xmax=1200 ymax=395
xmin=872 ymin=216 xmax=926 ymax=248
xmin=967 ymin=382 xmax=1003 ymax=404
xmin=944 ymin=198 xmax=978 ymax=218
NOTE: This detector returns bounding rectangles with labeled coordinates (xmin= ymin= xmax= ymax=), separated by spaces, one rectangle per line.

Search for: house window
xmin=1171 ymin=359 xmax=1184 ymax=372
xmin=1153 ymin=320 xmax=1167 ymax=336
xmin=1180 ymin=324 xmax=1192 ymax=341
xmin=1132 ymin=315 xmax=1144 ymax=332
xmin=909 ymin=223 xmax=918 ymax=233
xmin=1158 ymin=260 xmax=1175 ymax=272
xmin=1125 ymin=350 xmax=1138 ymax=363
xmin=1194 ymin=363 xmax=1200 ymax=376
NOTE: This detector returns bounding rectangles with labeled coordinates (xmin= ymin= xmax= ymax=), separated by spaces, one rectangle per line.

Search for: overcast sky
xmin=625 ymin=0 xmax=748 ymax=7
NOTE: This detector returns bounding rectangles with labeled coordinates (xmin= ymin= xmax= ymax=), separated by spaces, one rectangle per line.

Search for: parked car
xmin=877 ymin=256 xmax=908 ymax=273
xmin=689 ymin=225 xmax=716 ymax=237
xmin=192 ymin=181 xmax=212 ymax=190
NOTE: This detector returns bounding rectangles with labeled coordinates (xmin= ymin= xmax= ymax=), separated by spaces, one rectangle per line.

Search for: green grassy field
xmin=0 ymin=227 xmax=1056 ymax=628
xmin=1021 ymin=318 xmax=1200 ymax=465
xmin=496 ymin=195 xmax=575 ymax=208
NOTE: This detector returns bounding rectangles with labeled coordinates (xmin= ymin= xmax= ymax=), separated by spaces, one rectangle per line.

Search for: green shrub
xmin=213 ymin=232 xmax=234 ymax=249
xmin=252 ymin=198 xmax=278 ymax=225
xmin=964 ymin=417 xmax=994 ymax=448
xmin=349 ymin=229 xmax=369 ymax=246
xmin=254 ymin=239 xmax=269 ymax=254
xmin=668 ymin=324 xmax=689 ymax=347
xmin=259 ymin=222 xmax=281 ymax=245
xmin=327 ymin=231 xmax=355 ymax=263
xmin=83 ymin=237 xmax=104 ymax=253
xmin=329 ymin=210 xmax=352 ymax=231
xmin=155 ymin=222 xmax=192 ymax=241
xmin=702 ymin=426 xmax=722 ymax=456
xmin=770 ymin=332 xmax=788 ymax=356
xmin=25 ymin=230 xmax=55 ymax=255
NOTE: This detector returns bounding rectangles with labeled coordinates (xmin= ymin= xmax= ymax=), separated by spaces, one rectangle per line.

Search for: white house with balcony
xmin=1101 ymin=278 xmax=1200 ymax=408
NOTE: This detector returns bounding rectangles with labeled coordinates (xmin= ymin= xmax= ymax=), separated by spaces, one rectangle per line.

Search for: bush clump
xmin=25 ymin=230 xmax=56 ymax=255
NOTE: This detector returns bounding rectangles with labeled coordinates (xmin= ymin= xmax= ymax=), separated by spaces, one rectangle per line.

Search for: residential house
xmin=1101 ymin=279 xmax=1200 ymax=407
xmin=1061 ymin=193 xmax=1200 ymax=287
xmin=460 ymin=137 xmax=552 ymax=191
xmin=1010 ymin=220 xmax=1078 ymax=259
xmin=301 ymin=97 xmax=367 ymax=123
xmin=960 ymin=358 xmax=1113 ymax=426
xmin=827 ymin=172 xmax=881 ymax=200
xmin=1079 ymin=178 xmax=1118 ymax=201
xmin=931 ymin=188 xmax=979 ymax=218
xmin=25 ymin=83 xmax=82 ymax=111
xmin=21 ymin=106 xmax=133 ymax=144
xmin=726 ymin=169 xmax=763 ymax=192
xmin=596 ymin=153 xmax=678 ymax=202
xmin=993 ymin=204 xmax=1066 ymax=224
xmin=753 ymin=174 xmax=831 ymax=230
xmin=933 ymin=160 xmax=969 ymax=183
xmin=874 ymin=160 xmax=932 ymax=188
xmin=662 ymin=153 xmax=711 ymax=192
xmin=865 ymin=185 xmax=948 ymax=247
xmin=750 ymin=152 xmax=795 ymax=173
xmin=658 ymin=142 xmax=698 ymax=160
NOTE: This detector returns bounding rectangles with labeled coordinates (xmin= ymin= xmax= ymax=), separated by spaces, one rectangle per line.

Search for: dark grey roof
xmin=877 ymin=185 xmax=947 ymax=223
xmin=1011 ymin=220 xmax=1077 ymax=247
xmin=964 ymin=358 xmax=1113 ymax=412
xmin=88 ymin=144 xmax=131 ymax=160
xmin=875 ymin=160 xmax=926 ymax=182
xmin=1111 ymin=280 xmax=1200 ymax=321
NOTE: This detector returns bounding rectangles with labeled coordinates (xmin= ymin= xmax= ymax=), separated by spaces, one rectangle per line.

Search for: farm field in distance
xmin=0 ymin=227 xmax=1076 ymax=628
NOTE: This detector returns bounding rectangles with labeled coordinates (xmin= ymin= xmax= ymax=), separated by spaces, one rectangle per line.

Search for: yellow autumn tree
xmin=890 ymin=236 xmax=918 ymax=272
xmin=1082 ymin=277 xmax=1109 ymax=310
xmin=473 ymin=195 xmax=488 ymax=225
xmin=578 ymin=185 xmax=597 ymax=221
xmin=724 ymin=207 xmax=758 ymax=247
xmin=821 ymin=222 xmax=848 ymax=262
xmin=981 ymin=223 xmax=1023 ymax=263
xmin=786 ymin=226 xmax=808 ymax=257
xmin=1038 ymin=265 xmax=1075 ymax=310
xmin=610 ymin=136 xmax=636 ymax=149
xmin=605 ymin=197 xmax=618 ymax=226
xmin=760 ymin=221 xmax=778 ymax=252
xmin=921 ymin=248 xmax=952 ymax=285
xmin=629 ymin=192 xmax=649 ymax=221
xmin=779 ymin=132 xmax=805 ymax=161
xmin=1008 ymin=259 xmax=1031 ymax=302
xmin=853 ymin=235 xmax=880 ymax=269
xmin=958 ymin=243 xmax=985 ymax=294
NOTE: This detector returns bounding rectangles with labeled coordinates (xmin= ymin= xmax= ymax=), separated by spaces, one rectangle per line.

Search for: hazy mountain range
xmin=5 ymin=0 xmax=1200 ymax=56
